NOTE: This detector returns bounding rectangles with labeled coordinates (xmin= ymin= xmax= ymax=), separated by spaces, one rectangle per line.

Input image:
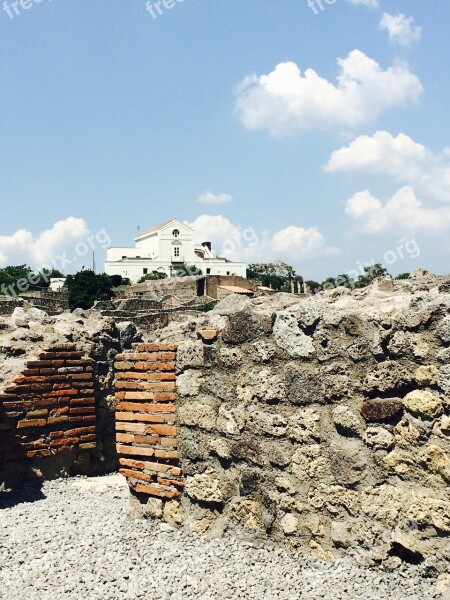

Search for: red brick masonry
xmin=0 ymin=343 xmax=96 ymax=465
xmin=114 ymin=343 xmax=183 ymax=500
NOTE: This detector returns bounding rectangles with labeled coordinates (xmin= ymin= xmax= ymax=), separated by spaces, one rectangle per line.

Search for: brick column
xmin=114 ymin=343 xmax=183 ymax=501
xmin=0 ymin=344 xmax=96 ymax=481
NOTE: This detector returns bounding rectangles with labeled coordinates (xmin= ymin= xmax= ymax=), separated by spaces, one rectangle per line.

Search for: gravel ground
xmin=0 ymin=475 xmax=445 ymax=600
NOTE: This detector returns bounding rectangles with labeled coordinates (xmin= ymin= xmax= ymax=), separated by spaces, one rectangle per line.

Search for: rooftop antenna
xmin=92 ymin=251 xmax=96 ymax=273
xmin=137 ymin=225 xmax=140 ymax=235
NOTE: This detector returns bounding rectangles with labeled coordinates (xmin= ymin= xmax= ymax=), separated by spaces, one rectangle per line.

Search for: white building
xmin=49 ymin=278 xmax=66 ymax=292
xmin=105 ymin=219 xmax=247 ymax=282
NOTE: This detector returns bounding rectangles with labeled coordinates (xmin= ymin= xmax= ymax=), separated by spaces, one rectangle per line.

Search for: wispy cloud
xmin=347 ymin=0 xmax=379 ymax=8
xmin=197 ymin=191 xmax=233 ymax=204
xmin=379 ymin=13 xmax=422 ymax=47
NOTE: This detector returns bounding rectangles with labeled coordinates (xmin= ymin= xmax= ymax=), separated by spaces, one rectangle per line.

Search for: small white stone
xmin=280 ymin=513 xmax=298 ymax=535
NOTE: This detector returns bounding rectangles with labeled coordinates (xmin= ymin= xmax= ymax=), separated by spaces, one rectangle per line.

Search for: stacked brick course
xmin=114 ymin=343 xmax=183 ymax=500
xmin=0 ymin=343 xmax=96 ymax=470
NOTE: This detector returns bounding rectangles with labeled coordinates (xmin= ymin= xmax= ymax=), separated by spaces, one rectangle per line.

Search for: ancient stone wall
xmin=20 ymin=291 xmax=69 ymax=315
xmin=117 ymin=298 xmax=163 ymax=312
xmin=0 ymin=343 xmax=98 ymax=486
xmin=143 ymin=286 xmax=450 ymax=569
xmin=205 ymin=276 xmax=258 ymax=299
xmin=117 ymin=277 xmax=202 ymax=302
xmin=0 ymin=297 xmax=24 ymax=316
xmin=116 ymin=275 xmax=260 ymax=303
xmin=114 ymin=343 xmax=184 ymax=519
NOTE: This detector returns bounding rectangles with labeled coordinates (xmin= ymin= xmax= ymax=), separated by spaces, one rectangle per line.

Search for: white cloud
xmin=0 ymin=217 xmax=90 ymax=270
xmin=379 ymin=13 xmax=422 ymax=47
xmin=235 ymin=50 xmax=423 ymax=136
xmin=347 ymin=0 xmax=379 ymax=7
xmin=197 ymin=191 xmax=233 ymax=204
xmin=326 ymin=130 xmax=427 ymax=174
xmin=345 ymin=187 xmax=450 ymax=234
xmin=189 ymin=215 xmax=337 ymax=265
xmin=271 ymin=226 xmax=339 ymax=259
xmin=189 ymin=215 xmax=242 ymax=252
xmin=326 ymin=131 xmax=450 ymax=202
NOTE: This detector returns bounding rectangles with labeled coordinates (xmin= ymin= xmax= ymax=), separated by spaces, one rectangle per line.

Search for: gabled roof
xmin=135 ymin=219 xmax=193 ymax=241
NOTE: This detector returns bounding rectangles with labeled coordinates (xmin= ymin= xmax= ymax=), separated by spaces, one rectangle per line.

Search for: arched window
xmin=171 ymin=241 xmax=184 ymax=262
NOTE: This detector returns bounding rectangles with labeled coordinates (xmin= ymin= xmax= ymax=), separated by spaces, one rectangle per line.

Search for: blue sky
xmin=0 ymin=0 xmax=449 ymax=280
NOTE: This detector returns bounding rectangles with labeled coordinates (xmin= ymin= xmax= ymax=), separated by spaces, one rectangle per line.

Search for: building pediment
xmin=135 ymin=219 xmax=193 ymax=243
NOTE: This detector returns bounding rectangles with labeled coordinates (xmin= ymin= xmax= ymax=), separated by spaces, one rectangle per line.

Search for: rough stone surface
xmin=404 ymin=390 xmax=443 ymax=420
xmin=361 ymin=398 xmax=404 ymax=423
xmin=415 ymin=365 xmax=439 ymax=386
xmin=364 ymin=426 xmax=395 ymax=450
xmin=178 ymin=400 xmax=218 ymax=431
xmin=155 ymin=277 xmax=450 ymax=567
xmin=437 ymin=315 xmax=450 ymax=343
xmin=420 ymin=445 xmax=450 ymax=482
xmin=185 ymin=473 xmax=224 ymax=504
xmin=176 ymin=370 xmax=203 ymax=397
xmin=280 ymin=512 xmax=298 ymax=535
xmin=364 ymin=362 xmax=413 ymax=394
xmin=5 ymin=271 xmax=450 ymax=573
xmin=221 ymin=310 xmax=263 ymax=344
xmin=176 ymin=341 xmax=204 ymax=373
xmin=273 ymin=312 xmax=315 ymax=358
xmin=332 ymin=406 xmax=365 ymax=437
xmin=438 ymin=365 xmax=450 ymax=395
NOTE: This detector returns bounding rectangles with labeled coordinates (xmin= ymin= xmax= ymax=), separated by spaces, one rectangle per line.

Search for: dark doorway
xmin=196 ymin=278 xmax=206 ymax=297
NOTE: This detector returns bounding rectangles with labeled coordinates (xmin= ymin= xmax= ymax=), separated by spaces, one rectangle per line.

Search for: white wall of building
xmin=49 ymin=278 xmax=67 ymax=292
xmin=104 ymin=219 xmax=247 ymax=282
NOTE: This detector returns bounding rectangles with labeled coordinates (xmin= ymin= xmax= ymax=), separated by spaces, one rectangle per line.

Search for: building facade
xmin=104 ymin=219 xmax=247 ymax=282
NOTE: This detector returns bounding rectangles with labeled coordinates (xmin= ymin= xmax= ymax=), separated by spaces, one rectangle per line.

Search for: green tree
xmin=109 ymin=274 xmax=125 ymax=287
xmin=0 ymin=265 xmax=66 ymax=295
xmin=196 ymin=299 xmax=217 ymax=312
xmin=305 ymin=280 xmax=321 ymax=293
xmin=396 ymin=272 xmax=410 ymax=280
xmin=35 ymin=268 xmax=64 ymax=288
xmin=354 ymin=263 xmax=390 ymax=288
xmin=247 ymin=262 xmax=299 ymax=291
xmin=0 ymin=265 xmax=35 ymax=295
xmin=321 ymin=273 xmax=355 ymax=290
xmin=65 ymin=270 xmax=114 ymax=310
xmin=138 ymin=271 xmax=168 ymax=283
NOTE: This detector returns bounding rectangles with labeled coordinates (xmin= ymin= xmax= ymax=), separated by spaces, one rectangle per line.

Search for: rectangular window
xmin=174 ymin=247 xmax=180 ymax=258
xmin=143 ymin=268 xmax=148 ymax=275
xmin=206 ymin=268 xmax=211 ymax=275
